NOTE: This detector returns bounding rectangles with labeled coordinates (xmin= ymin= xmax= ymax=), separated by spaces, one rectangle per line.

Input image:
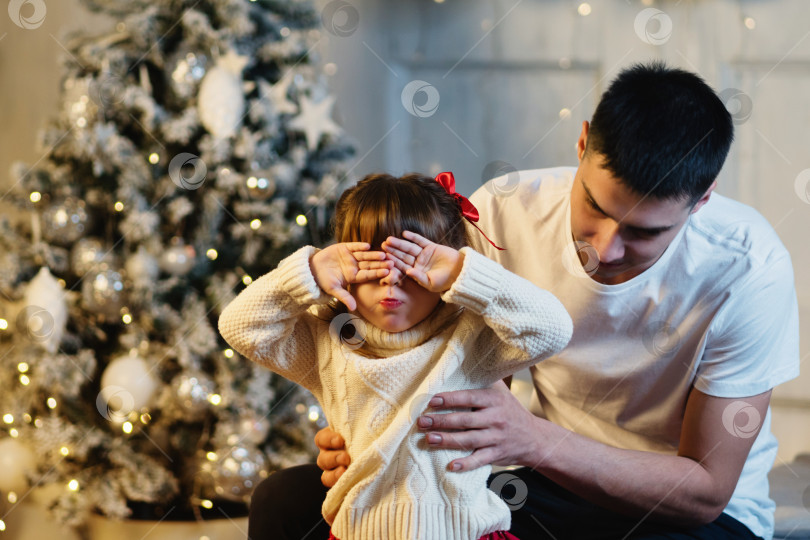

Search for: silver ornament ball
xmin=212 ymin=444 xmax=269 ymax=502
xmin=42 ymin=198 xmax=90 ymax=245
xmin=82 ymin=267 xmax=126 ymax=322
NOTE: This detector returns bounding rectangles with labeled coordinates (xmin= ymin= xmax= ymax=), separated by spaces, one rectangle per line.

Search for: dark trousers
xmin=247 ymin=464 xmax=762 ymax=540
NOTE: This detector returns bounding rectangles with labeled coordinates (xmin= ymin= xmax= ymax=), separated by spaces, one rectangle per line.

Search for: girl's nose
xmin=380 ymin=266 xmax=404 ymax=287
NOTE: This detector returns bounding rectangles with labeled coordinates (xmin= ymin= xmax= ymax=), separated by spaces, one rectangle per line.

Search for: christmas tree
xmin=0 ymin=0 xmax=352 ymax=528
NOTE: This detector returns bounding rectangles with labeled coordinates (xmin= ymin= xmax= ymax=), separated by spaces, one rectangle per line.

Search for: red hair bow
xmin=435 ymin=172 xmax=505 ymax=251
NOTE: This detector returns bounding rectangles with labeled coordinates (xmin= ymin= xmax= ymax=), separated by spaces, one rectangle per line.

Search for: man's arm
xmin=418 ymin=382 xmax=771 ymax=527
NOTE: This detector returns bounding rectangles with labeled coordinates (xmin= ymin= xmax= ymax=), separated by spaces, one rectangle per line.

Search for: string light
xmin=0 ymin=318 xmax=8 ymax=330
xmin=19 ymin=375 xmax=30 ymax=386
xmin=17 ymin=362 xmax=28 ymax=373
xmin=34 ymin=418 xmax=43 ymax=428
xmin=206 ymin=452 xmax=218 ymax=461
xmin=206 ymin=249 xmax=218 ymax=260
xmin=296 ymin=215 xmax=307 ymax=226
xmin=242 ymin=275 xmax=253 ymax=286
xmin=148 ymin=153 xmax=160 ymax=164
xmin=0 ymin=519 xmax=6 ymax=531
xmin=250 ymin=219 xmax=262 ymax=230
xmin=208 ymin=394 xmax=222 ymax=406
xmin=122 ymin=422 xmax=133 ymax=434
xmin=67 ymin=479 xmax=79 ymax=492
xmin=577 ymin=3 xmax=592 ymax=16
xmin=7 ymin=492 xmax=17 ymax=504
xmin=47 ymin=397 xmax=57 ymax=409
xmin=114 ymin=201 xmax=124 ymax=211
xmin=140 ymin=413 xmax=151 ymax=424
xmin=122 ymin=313 xmax=132 ymax=324
xmin=9 ymin=429 xmax=18 ymax=438
xmin=3 ymin=414 xmax=13 ymax=424
xmin=200 ymin=500 xmax=213 ymax=509
xmin=223 ymin=349 xmax=234 ymax=358
xmin=29 ymin=191 xmax=42 ymax=203
xmin=60 ymin=446 xmax=70 ymax=456
xmin=23 ymin=414 xmax=31 ymax=423
xmin=744 ymin=17 xmax=756 ymax=29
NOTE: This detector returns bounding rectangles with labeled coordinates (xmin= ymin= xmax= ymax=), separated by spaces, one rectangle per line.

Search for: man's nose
xmin=592 ymin=223 xmax=624 ymax=263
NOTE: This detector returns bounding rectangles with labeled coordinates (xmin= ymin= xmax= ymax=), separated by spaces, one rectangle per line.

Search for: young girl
xmin=218 ymin=172 xmax=573 ymax=540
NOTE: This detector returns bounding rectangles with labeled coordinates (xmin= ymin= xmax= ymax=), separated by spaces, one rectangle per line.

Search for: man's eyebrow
xmin=581 ymin=180 xmax=676 ymax=234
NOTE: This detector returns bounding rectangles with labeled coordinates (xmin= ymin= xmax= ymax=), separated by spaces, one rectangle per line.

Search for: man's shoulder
xmin=687 ymin=191 xmax=791 ymax=268
xmin=470 ymin=166 xmax=575 ymax=209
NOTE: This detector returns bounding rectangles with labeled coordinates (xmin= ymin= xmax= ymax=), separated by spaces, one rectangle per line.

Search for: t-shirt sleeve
xmin=695 ymin=253 xmax=800 ymax=397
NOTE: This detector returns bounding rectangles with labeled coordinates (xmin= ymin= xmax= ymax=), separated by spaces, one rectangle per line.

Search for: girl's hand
xmin=310 ymin=242 xmax=392 ymax=311
xmin=382 ymin=231 xmax=463 ymax=293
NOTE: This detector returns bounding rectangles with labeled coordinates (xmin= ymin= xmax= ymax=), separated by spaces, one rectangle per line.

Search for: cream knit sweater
xmin=218 ymin=245 xmax=573 ymax=540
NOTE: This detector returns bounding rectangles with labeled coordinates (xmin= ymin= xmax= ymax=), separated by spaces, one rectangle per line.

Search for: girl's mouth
xmin=380 ymin=299 xmax=403 ymax=309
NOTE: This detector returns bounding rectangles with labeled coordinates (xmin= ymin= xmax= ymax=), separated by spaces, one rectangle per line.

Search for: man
xmin=249 ymin=63 xmax=799 ymax=539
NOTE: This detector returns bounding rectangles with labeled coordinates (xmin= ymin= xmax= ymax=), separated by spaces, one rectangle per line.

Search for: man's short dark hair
xmin=586 ymin=62 xmax=734 ymax=205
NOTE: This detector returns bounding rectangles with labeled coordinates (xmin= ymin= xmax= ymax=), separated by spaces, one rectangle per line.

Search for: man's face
xmin=570 ymin=150 xmax=704 ymax=285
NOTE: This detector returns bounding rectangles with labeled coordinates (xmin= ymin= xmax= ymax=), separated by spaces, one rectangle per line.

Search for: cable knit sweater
xmin=218 ymin=245 xmax=573 ymax=540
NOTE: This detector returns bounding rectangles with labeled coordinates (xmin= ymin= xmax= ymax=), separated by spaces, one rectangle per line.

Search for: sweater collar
xmin=357 ymin=302 xmax=463 ymax=357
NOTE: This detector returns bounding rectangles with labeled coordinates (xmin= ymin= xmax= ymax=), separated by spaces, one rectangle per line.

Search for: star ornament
xmin=287 ymin=94 xmax=343 ymax=151
xmin=258 ymin=77 xmax=298 ymax=116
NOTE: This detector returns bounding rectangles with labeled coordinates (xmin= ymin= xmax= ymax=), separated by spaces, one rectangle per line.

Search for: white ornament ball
xmin=0 ymin=438 xmax=37 ymax=493
xmin=98 ymin=353 xmax=159 ymax=424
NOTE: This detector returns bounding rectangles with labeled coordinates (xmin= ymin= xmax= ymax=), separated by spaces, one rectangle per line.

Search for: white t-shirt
xmin=468 ymin=167 xmax=800 ymax=540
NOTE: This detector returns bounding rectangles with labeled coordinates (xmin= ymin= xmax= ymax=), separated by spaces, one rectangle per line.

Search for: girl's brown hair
xmin=333 ymin=173 xmax=470 ymax=250
xmin=322 ymin=173 xmax=470 ymax=354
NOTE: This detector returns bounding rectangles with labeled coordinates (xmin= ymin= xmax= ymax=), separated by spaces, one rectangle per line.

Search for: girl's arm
xmin=217 ymin=246 xmax=330 ymax=393
xmin=382 ymin=232 xmax=572 ymax=383
xmin=441 ymin=246 xmax=573 ymax=383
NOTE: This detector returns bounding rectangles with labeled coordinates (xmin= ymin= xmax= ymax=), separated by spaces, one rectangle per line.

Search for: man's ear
xmin=577 ymin=121 xmax=590 ymax=162
xmin=690 ymin=181 xmax=717 ymax=214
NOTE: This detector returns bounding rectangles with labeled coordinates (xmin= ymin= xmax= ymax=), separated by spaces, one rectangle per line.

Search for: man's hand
xmin=314 ymin=426 xmax=352 ymax=488
xmin=416 ymin=380 xmax=539 ymax=471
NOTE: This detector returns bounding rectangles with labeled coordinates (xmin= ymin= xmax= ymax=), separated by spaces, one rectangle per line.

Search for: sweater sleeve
xmin=217 ymin=245 xmax=331 ymax=395
xmin=441 ymin=246 xmax=573 ymax=384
